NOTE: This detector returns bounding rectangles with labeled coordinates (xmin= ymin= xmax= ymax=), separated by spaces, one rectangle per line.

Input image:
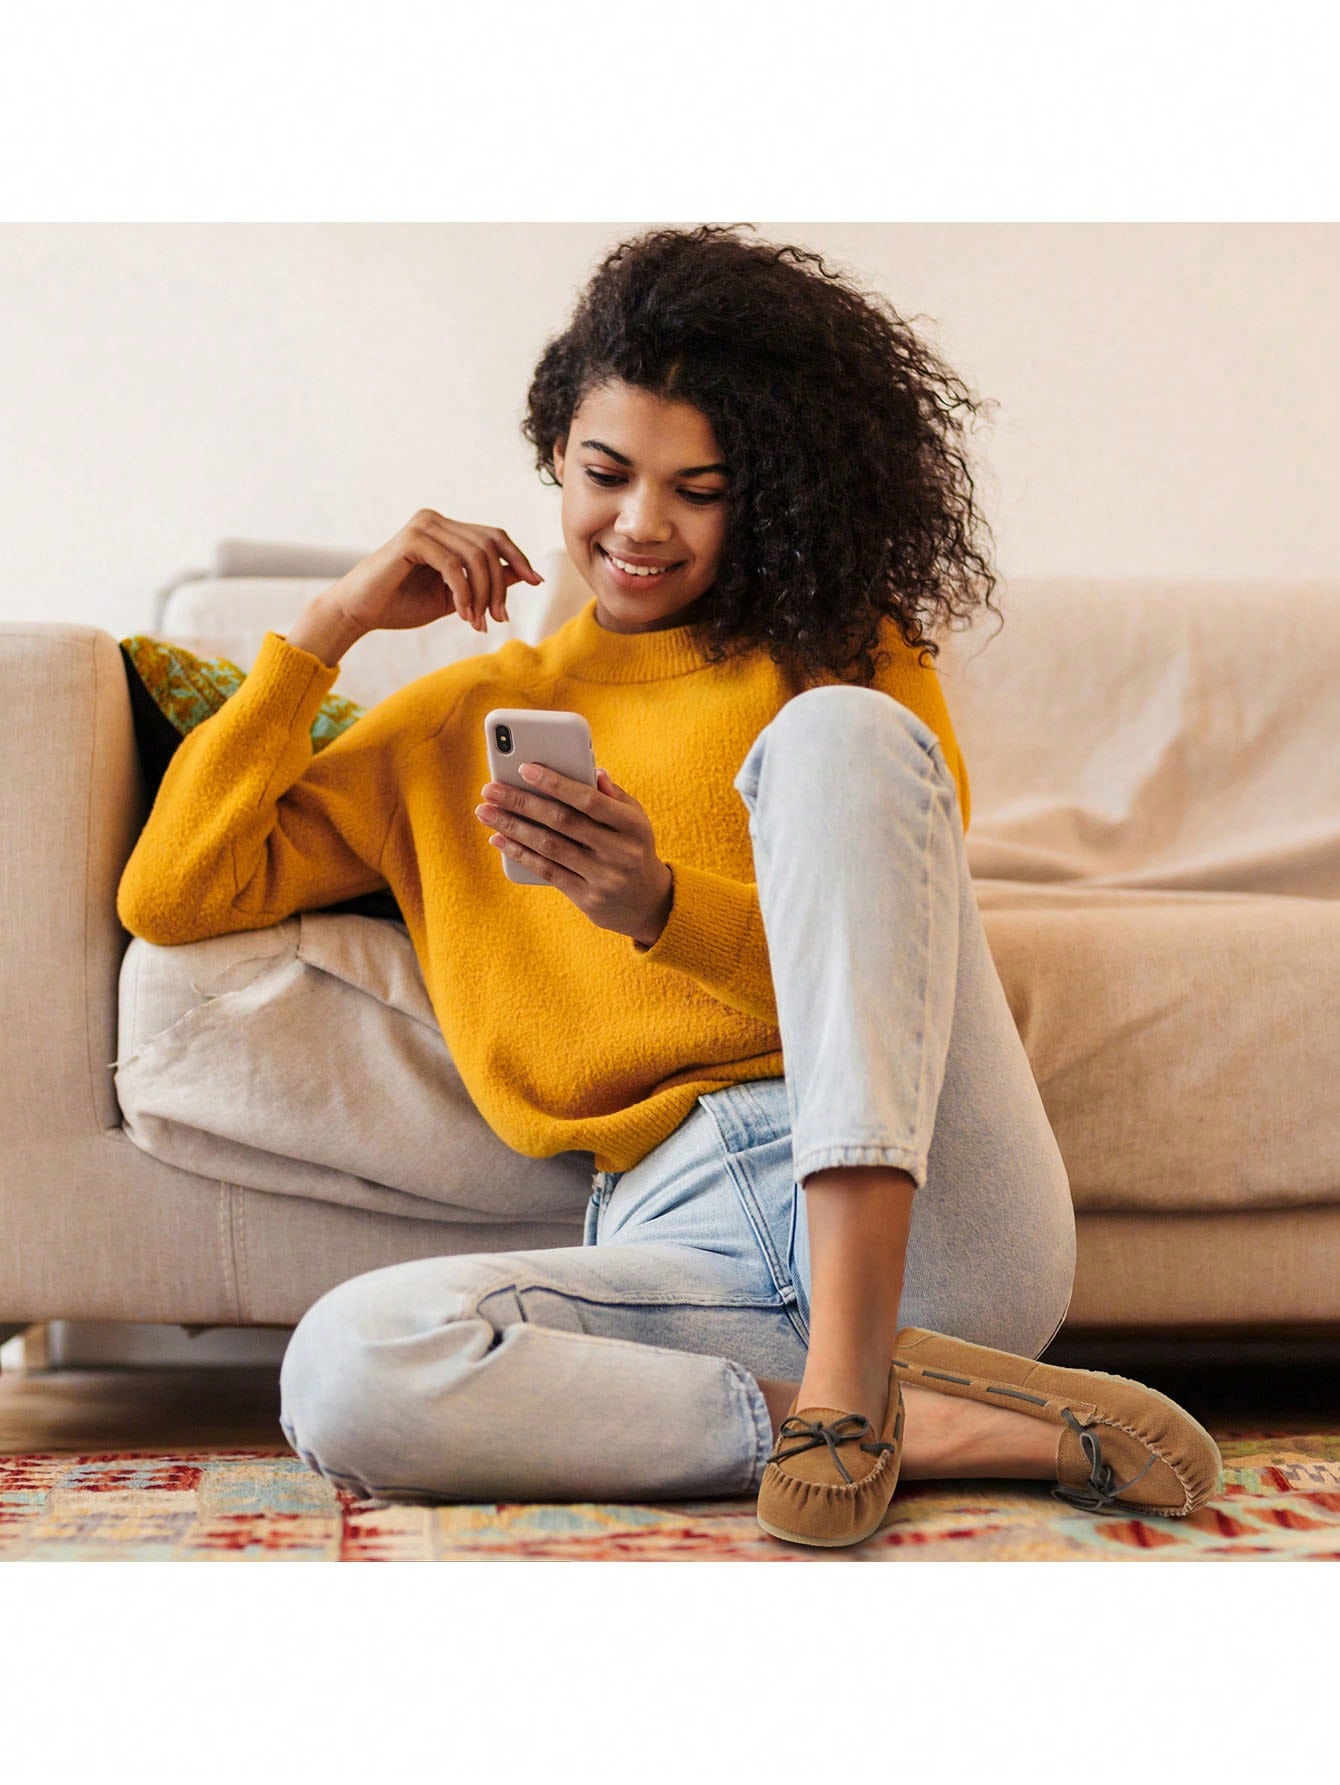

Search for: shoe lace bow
xmin=767 ymin=1412 xmax=895 ymax=1486
xmin=1050 ymin=1405 xmax=1158 ymax=1513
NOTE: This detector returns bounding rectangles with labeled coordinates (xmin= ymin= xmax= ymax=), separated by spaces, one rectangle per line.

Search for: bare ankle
xmin=755 ymin=1376 xmax=801 ymax=1443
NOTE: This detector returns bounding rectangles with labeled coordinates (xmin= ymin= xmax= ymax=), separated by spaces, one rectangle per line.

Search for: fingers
xmin=515 ymin=762 xmax=594 ymax=807
xmin=427 ymin=538 xmax=476 ymax=630
xmin=462 ymin=543 xmax=498 ymax=631
xmin=495 ymin=531 xmax=545 ymax=589
xmin=422 ymin=522 xmax=494 ymax=631
xmin=491 ymin=556 xmax=511 ymax=623
xmin=483 ymin=530 xmax=546 ymax=623
xmin=502 ymin=765 xmax=624 ymax=829
xmin=488 ymin=808 xmax=586 ymax=856
xmin=477 ymin=540 xmax=506 ymax=624
xmin=418 ymin=515 xmax=543 ymax=631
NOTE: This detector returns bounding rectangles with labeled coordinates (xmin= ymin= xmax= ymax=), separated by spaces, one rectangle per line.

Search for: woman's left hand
xmin=474 ymin=763 xmax=674 ymax=946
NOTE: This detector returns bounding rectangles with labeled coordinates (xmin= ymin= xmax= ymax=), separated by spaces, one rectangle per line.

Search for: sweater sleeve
xmin=629 ymin=859 xmax=779 ymax=1026
xmin=116 ymin=630 xmax=407 ymax=945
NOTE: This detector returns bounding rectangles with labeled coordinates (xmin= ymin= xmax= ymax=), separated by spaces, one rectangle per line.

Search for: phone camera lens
xmin=495 ymin=725 xmax=512 ymax=753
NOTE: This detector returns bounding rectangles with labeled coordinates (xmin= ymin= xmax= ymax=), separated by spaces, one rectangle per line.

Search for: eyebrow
xmin=579 ymin=438 xmax=731 ymax=478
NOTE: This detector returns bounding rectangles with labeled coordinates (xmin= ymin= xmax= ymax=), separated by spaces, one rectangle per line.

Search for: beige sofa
xmin=3 ymin=549 xmax=1338 ymax=1364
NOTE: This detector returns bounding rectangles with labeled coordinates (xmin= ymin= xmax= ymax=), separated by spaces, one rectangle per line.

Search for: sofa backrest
xmin=157 ymin=550 xmax=1339 ymax=900
xmin=933 ymin=576 xmax=1339 ymax=899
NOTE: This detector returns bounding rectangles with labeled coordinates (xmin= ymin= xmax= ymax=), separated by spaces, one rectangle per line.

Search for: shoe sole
xmin=896 ymin=1342 xmax=1223 ymax=1517
xmin=755 ymin=1502 xmax=899 ymax=1549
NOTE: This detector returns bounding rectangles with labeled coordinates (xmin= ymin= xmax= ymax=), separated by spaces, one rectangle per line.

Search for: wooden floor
xmin=0 ymin=1364 xmax=289 ymax=1454
xmin=3 ymin=1333 xmax=1340 ymax=1456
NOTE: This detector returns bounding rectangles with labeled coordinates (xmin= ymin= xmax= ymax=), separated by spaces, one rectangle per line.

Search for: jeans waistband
xmin=696 ymin=1077 xmax=791 ymax=1154
xmin=586 ymin=1079 xmax=790 ymax=1218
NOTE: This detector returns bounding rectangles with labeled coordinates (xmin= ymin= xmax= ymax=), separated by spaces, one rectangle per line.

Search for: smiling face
xmin=551 ymin=379 xmax=732 ymax=633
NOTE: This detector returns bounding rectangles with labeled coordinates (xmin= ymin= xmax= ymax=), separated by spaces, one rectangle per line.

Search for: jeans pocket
xmin=786 ymin=1177 xmax=812 ymax=1343
xmin=697 ymin=1085 xmax=809 ymax=1346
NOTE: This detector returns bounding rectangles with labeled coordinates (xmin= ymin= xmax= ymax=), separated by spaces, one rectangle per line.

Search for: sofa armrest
xmin=0 ymin=623 xmax=146 ymax=1142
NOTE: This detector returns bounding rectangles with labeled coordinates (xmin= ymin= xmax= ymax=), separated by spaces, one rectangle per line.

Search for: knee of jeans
xmin=734 ymin=684 xmax=939 ymax=798
xmin=1000 ymin=1213 xmax=1078 ymax=1362
xmin=277 ymin=1279 xmax=389 ymax=1490
xmin=277 ymin=1262 xmax=498 ymax=1495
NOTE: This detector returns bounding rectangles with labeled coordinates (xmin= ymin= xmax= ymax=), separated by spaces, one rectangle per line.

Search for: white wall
xmin=4 ymin=222 xmax=1338 ymax=639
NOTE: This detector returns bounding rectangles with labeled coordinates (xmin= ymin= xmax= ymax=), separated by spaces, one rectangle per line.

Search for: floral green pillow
xmin=118 ymin=635 xmax=404 ymax=924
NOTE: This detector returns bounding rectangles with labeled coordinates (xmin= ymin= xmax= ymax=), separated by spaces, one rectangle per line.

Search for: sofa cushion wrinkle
xmin=114 ymin=915 xmax=593 ymax=1226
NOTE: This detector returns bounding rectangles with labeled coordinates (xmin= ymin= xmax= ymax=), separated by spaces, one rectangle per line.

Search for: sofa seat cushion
xmin=113 ymin=912 xmax=595 ymax=1225
xmin=114 ymin=888 xmax=1338 ymax=1225
xmin=974 ymin=879 xmax=1340 ymax=1214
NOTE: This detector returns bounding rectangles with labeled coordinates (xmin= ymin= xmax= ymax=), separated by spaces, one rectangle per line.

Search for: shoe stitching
xmin=1050 ymin=1406 xmax=1197 ymax=1517
xmin=763 ymin=1402 xmax=905 ymax=1496
xmin=920 ymin=1366 xmax=1053 ymax=1406
xmin=761 ymin=1447 xmax=901 ymax=1498
xmin=1050 ymin=1406 xmax=1159 ymax=1515
xmin=767 ymin=1414 xmax=897 ymax=1487
xmin=897 ymin=1360 xmax=1098 ymax=1421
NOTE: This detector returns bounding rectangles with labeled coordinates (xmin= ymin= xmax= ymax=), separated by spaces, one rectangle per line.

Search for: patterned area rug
xmin=2 ymin=1433 xmax=1338 ymax=1559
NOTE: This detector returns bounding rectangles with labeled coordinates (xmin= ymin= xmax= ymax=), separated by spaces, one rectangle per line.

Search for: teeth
xmin=604 ymin=549 xmax=674 ymax=576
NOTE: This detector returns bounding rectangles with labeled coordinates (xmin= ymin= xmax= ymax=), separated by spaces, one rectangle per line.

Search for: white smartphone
xmin=483 ymin=707 xmax=597 ymax=887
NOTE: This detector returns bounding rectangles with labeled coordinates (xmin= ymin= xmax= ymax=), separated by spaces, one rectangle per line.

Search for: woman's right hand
xmin=326 ymin=510 xmax=545 ymax=637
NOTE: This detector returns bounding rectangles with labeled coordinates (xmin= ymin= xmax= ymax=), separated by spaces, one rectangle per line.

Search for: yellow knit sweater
xmin=117 ymin=598 xmax=970 ymax=1173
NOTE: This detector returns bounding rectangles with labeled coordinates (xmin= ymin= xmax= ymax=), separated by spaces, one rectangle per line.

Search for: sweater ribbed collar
xmin=553 ymin=597 xmax=717 ymax=684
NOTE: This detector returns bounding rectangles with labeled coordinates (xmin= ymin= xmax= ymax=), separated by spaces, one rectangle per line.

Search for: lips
xmin=597 ymin=544 xmax=684 ymax=583
xmin=599 ymin=545 xmax=680 ymax=568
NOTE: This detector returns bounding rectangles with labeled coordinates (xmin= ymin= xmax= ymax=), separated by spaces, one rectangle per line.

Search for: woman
xmin=117 ymin=224 xmax=1221 ymax=1547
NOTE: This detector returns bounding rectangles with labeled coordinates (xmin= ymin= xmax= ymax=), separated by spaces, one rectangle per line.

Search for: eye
xmin=584 ymin=469 xmax=723 ymax=504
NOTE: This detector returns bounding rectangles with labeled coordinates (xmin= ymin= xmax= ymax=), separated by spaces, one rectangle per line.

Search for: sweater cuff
xmin=242 ymin=628 xmax=342 ymax=729
xmin=630 ymin=858 xmax=777 ymax=1023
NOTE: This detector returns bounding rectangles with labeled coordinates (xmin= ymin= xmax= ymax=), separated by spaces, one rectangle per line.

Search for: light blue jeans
xmin=278 ymin=688 xmax=1077 ymax=1504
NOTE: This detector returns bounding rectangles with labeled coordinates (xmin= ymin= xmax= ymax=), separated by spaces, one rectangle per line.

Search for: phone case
xmin=483 ymin=708 xmax=597 ymax=886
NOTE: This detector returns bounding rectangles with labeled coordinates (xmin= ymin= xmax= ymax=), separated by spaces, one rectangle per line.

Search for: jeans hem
xmin=726 ymin=1360 xmax=776 ymax=1494
xmin=792 ymin=1142 xmax=927 ymax=1189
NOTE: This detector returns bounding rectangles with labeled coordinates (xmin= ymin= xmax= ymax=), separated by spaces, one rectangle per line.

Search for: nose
xmin=615 ymin=487 xmax=674 ymax=544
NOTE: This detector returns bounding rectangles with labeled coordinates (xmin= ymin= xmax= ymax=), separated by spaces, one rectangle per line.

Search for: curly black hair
xmin=521 ymin=222 xmax=1003 ymax=684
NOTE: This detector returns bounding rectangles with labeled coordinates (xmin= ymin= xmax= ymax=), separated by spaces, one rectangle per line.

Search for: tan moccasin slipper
xmin=756 ymin=1362 xmax=905 ymax=1548
xmin=893 ymin=1327 xmax=1223 ymax=1517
